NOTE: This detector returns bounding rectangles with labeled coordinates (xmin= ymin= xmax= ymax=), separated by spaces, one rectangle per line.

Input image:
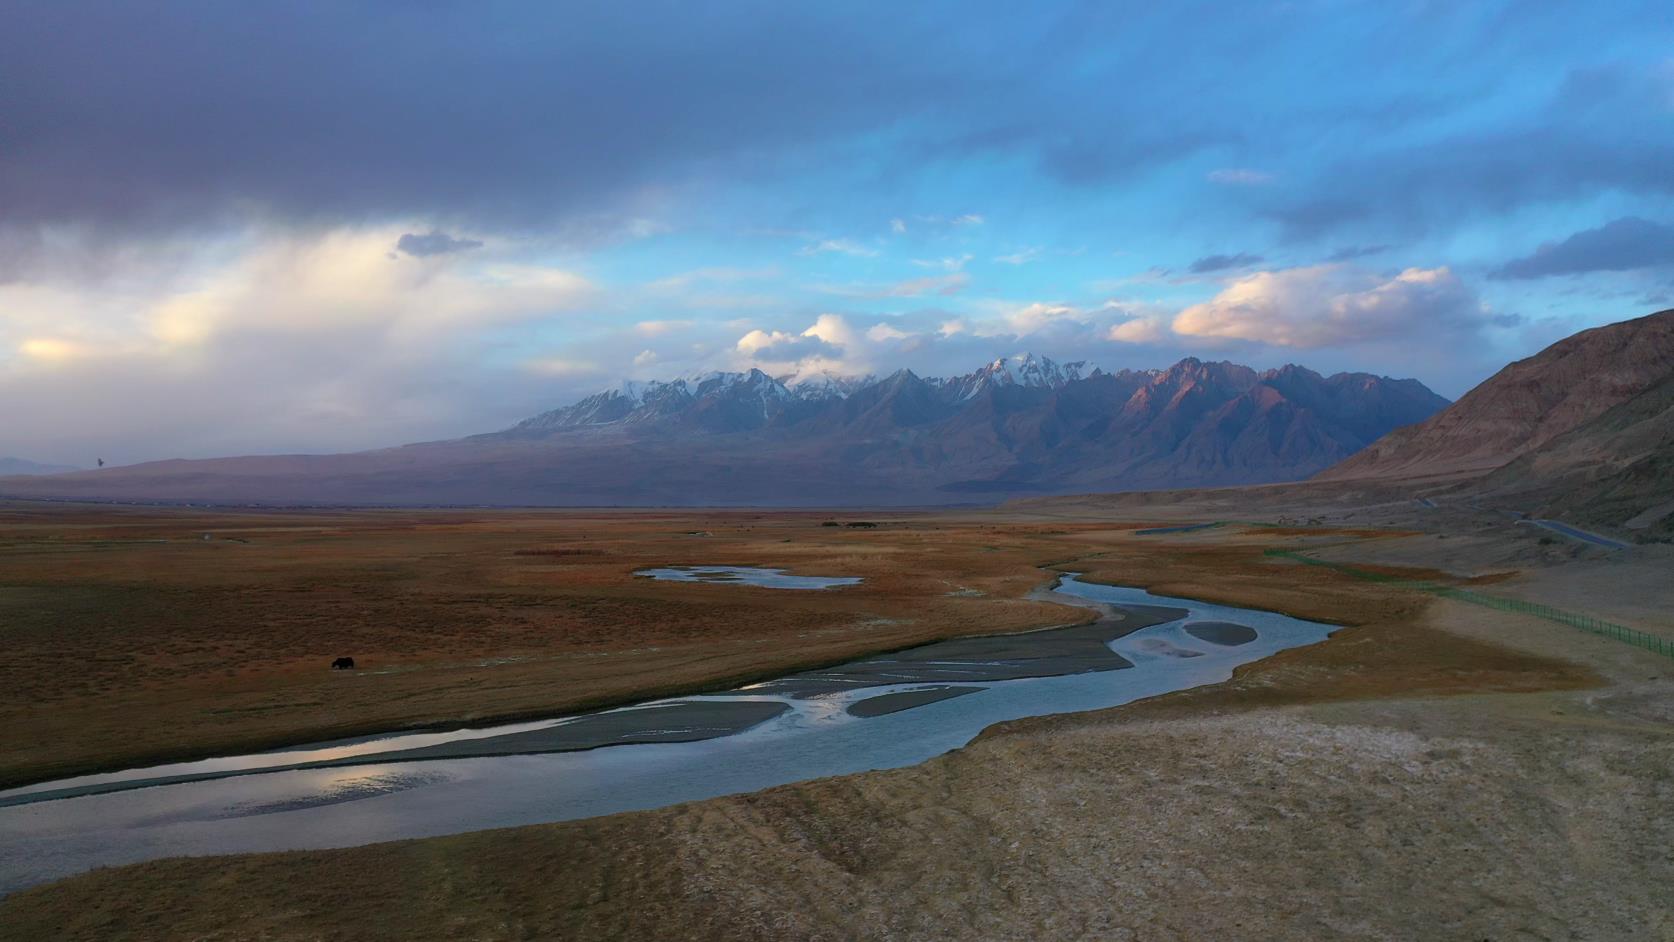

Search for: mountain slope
xmin=0 ymin=355 xmax=1448 ymax=506
xmin=1319 ymin=309 xmax=1674 ymax=481
xmin=1482 ymin=370 xmax=1674 ymax=536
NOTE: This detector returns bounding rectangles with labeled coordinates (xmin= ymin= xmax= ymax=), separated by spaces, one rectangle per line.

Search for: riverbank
xmin=0 ymin=503 xmax=1116 ymax=788
xmin=4 ymin=503 xmax=1671 ymax=939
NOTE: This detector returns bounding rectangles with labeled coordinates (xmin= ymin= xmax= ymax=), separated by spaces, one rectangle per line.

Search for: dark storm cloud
xmin=396 ymin=231 xmax=483 ymax=258
xmin=1261 ymin=64 xmax=1674 ymax=241
xmin=0 ymin=2 xmax=984 ymax=234
xmin=1187 ymin=252 xmax=1263 ymax=274
xmin=1490 ymin=218 xmax=1674 ymax=280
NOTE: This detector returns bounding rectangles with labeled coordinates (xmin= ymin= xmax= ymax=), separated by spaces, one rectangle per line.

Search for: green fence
xmin=1264 ymin=548 xmax=1674 ymax=660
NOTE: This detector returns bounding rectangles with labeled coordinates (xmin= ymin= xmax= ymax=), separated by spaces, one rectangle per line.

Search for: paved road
xmin=1520 ymin=518 xmax=1628 ymax=551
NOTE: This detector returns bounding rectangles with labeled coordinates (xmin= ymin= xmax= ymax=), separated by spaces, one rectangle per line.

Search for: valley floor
xmin=2 ymin=499 xmax=1672 ymax=939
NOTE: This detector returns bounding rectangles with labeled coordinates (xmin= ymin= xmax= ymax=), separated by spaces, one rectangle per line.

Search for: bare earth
xmin=2 ymin=498 xmax=1672 ymax=940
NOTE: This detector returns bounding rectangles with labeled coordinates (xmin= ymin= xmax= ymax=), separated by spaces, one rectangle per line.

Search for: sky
xmin=3 ymin=1 xmax=1673 ymax=466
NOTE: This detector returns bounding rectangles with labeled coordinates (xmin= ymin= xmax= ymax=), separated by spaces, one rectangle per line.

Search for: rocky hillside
xmin=0 ymin=354 xmax=1448 ymax=506
xmin=1482 ymin=370 xmax=1674 ymax=536
xmin=1319 ymin=309 xmax=1674 ymax=481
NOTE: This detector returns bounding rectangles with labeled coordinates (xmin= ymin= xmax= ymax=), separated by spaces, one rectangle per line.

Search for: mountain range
xmin=0 ymin=354 xmax=1448 ymax=506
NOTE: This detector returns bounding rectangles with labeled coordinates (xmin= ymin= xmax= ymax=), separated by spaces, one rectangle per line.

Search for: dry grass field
xmin=0 ymin=501 xmax=1158 ymax=788
xmin=6 ymin=500 xmax=1673 ymax=940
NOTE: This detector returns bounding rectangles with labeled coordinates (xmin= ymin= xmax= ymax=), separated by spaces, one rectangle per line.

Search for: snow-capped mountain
xmin=786 ymin=369 xmax=877 ymax=401
xmin=513 ymin=355 xmax=1097 ymax=431
xmin=1 ymin=351 xmax=1451 ymax=506
xmin=936 ymin=354 xmax=1093 ymax=401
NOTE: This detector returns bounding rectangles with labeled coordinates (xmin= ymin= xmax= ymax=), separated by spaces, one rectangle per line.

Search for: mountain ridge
xmin=1312 ymin=309 xmax=1674 ymax=538
xmin=0 ymin=353 xmax=1449 ymax=506
xmin=1318 ymin=309 xmax=1674 ymax=482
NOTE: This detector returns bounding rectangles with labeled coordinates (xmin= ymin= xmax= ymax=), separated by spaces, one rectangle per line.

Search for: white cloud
xmin=798 ymin=238 xmax=879 ymax=258
xmin=1107 ymin=317 xmax=1167 ymax=343
xmin=951 ymin=213 xmax=985 ymax=226
xmin=912 ymin=254 xmax=973 ymax=272
xmin=994 ymin=248 xmax=1042 ymax=265
xmin=889 ymin=218 xmax=907 ymax=234
xmin=1172 ymin=264 xmax=1484 ymax=347
xmin=0 ymin=226 xmax=595 ymax=463
xmin=802 ymin=313 xmax=861 ymax=347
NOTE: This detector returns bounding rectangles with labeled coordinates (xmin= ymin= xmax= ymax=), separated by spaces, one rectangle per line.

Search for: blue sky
xmin=2 ymin=1 xmax=1672 ymax=464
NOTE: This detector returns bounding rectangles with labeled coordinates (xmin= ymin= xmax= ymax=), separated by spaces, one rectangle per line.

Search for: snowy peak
xmin=982 ymin=353 xmax=1087 ymax=388
xmin=786 ymin=370 xmax=877 ymax=400
xmin=504 ymin=351 xmax=1446 ymax=446
xmin=940 ymin=353 xmax=1088 ymax=400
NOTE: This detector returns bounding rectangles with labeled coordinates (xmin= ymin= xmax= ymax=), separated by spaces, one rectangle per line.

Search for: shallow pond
xmin=634 ymin=565 xmax=862 ymax=589
xmin=0 ymin=574 xmax=1334 ymax=895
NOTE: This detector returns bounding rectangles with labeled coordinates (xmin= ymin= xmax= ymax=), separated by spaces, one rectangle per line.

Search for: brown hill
xmin=1318 ymin=309 xmax=1674 ymax=482
xmin=1482 ymin=370 xmax=1674 ymax=536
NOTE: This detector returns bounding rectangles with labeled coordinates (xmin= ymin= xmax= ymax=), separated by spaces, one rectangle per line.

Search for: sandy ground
xmin=3 ymin=499 xmax=1673 ymax=939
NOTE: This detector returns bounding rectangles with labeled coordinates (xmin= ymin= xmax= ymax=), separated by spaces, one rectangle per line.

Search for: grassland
xmin=0 ymin=501 xmax=1155 ymax=788
xmin=4 ymin=500 xmax=1672 ymax=940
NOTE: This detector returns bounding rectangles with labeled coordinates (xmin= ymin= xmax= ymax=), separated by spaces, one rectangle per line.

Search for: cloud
xmin=736 ymin=330 xmax=836 ymax=361
xmin=0 ymin=6 xmax=1012 ymax=238
xmin=889 ymin=273 xmax=968 ymax=297
xmin=889 ymin=218 xmax=907 ymax=234
xmin=950 ymin=214 xmax=985 ymax=226
xmin=1261 ymin=199 xmax=1370 ymax=241
xmin=1325 ymin=244 xmax=1391 ymax=262
xmin=818 ymin=272 xmax=969 ymax=299
xmin=801 ymin=313 xmax=861 ymax=348
xmin=635 ymin=319 xmax=693 ymax=337
xmin=799 ymin=238 xmax=880 ymax=258
xmin=994 ymin=248 xmax=1041 ymax=265
xmin=735 ymin=315 xmax=852 ymax=363
xmin=526 ymin=357 xmax=606 ymax=377
xmin=1187 ymin=252 xmax=1264 ymax=274
xmin=1172 ymin=264 xmax=1485 ymax=348
xmin=0 ymin=226 xmax=593 ymax=463
xmin=395 ymin=230 xmax=483 ymax=258
xmin=1107 ymin=317 xmax=1167 ymax=344
xmin=1262 ymin=64 xmax=1674 ymax=238
xmin=912 ymin=254 xmax=973 ymax=272
xmin=992 ymin=302 xmax=1083 ymax=337
xmin=645 ymin=266 xmax=776 ymax=292
xmin=1207 ymin=168 xmax=1274 ymax=186
xmin=1490 ymin=217 xmax=1674 ymax=279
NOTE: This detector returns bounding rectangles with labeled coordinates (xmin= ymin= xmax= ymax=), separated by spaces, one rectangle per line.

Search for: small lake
xmin=0 ymin=574 xmax=1335 ymax=895
xmin=634 ymin=565 xmax=863 ymax=589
